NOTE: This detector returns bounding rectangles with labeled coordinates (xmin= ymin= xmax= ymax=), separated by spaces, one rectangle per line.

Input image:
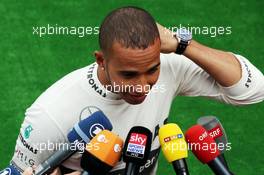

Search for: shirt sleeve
xmin=10 ymin=104 xmax=66 ymax=172
xmin=164 ymin=53 xmax=264 ymax=105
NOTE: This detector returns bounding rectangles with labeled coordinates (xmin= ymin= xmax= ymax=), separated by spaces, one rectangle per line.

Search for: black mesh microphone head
xmin=81 ymin=150 xmax=113 ymax=175
xmin=123 ymin=126 xmax=152 ymax=165
xmin=197 ymin=116 xmax=228 ymax=154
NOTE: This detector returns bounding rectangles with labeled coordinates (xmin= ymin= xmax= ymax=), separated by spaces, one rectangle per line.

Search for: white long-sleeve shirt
xmin=10 ymin=53 xmax=264 ymax=174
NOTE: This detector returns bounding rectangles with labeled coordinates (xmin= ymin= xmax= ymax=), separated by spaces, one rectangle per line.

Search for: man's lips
xmin=129 ymin=93 xmax=147 ymax=101
xmin=129 ymin=93 xmax=147 ymax=97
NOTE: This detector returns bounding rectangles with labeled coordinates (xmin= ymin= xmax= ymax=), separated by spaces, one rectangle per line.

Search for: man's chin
xmin=122 ymin=94 xmax=147 ymax=105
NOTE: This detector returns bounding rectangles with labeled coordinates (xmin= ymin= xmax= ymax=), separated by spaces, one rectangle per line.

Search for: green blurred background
xmin=0 ymin=0 xmax=263 ymax=174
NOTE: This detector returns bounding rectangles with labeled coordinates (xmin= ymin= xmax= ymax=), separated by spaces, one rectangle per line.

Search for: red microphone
xmin=185 ymin=125 xmax=232 ymax=175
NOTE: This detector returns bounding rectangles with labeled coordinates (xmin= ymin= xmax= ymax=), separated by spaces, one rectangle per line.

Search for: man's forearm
xmin=183 ymin=40 xmax=242 ymax=87
xmin=157 ymin=23 xmax=242 ymax=87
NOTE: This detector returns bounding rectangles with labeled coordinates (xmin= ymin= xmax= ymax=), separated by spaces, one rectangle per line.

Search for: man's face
xmin=103 ymin=39 xmax=161 ymax=104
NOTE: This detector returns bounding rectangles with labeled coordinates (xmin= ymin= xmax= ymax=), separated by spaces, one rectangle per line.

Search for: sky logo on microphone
xmin=126 ymin=133 xmax=147 ymax=159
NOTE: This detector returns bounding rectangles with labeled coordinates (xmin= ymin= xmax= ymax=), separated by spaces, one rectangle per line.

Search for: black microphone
xmin=35 ymin=111 xmax=113 ymax=175
xmin=123 ymin=126 xmax=152 ymax=175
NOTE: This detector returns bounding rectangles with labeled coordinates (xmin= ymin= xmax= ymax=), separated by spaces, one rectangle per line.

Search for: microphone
xmin=35 ymin=111 xmax=113 ymax=175
xmin=81 ymin=130 xmax=123 ymax=175
xmin=185 ymin=125 xmax=232 ymax=175
xmin=123 ymin=126 xmax=152 ymax=175
xmin=159 ymin=123 xmax=189 ymax=175
xmin=197 ymin=116 xmax=230 ymax=169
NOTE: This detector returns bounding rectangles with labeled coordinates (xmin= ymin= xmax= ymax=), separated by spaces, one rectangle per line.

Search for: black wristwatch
xmin=174 ymin=28 xmax=192 ymax=54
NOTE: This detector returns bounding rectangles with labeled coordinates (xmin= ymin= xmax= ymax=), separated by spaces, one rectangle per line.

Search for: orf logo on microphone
xmin=126 ymin=133 xmax=147 ymax=159
xmin=89 ymin=123 xmax=105 ymax=138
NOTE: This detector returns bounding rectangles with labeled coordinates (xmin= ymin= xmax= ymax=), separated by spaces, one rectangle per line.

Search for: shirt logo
xmin=19 ymin=134 xmax=38 ymax=154
xmin=24 ymin=125 xmax=33 ymax=139
xmin=15 ymin=149 xmax=36 ymax=167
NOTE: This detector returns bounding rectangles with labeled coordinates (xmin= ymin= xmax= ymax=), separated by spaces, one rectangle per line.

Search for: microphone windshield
xmin=81 ymin=130 xmax=123 ymax=174
xmin=159 ymin=123 xmax=188 ymax=162
xmin=185 ymin=125 xmax=220 ymax=164
xmin=67 ymin=111 xmax=113 ymax=144
xmin=123 ymin=126 xmax=152 ymax=164
xmin=197 ymin=116 xmax=228 ymax=153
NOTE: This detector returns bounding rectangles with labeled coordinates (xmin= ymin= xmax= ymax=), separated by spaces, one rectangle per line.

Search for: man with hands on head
xmin=5 ymin=6 xmax=263 ymax=175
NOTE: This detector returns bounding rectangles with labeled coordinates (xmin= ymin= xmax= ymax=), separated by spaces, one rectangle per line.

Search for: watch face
xmin=177 ymin=28 xmax=192 ymax=41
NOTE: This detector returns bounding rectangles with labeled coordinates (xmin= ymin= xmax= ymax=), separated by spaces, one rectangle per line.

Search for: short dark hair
xmin=99 ymin=6 xmax=160 ymax=52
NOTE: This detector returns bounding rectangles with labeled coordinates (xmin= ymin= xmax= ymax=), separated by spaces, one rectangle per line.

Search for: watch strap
xmin=175 ymin=39 xmax=188 ymax=54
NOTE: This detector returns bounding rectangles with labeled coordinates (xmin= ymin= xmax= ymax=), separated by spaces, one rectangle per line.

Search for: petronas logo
xmin=24 ymin=125 xmax=33 ymax=139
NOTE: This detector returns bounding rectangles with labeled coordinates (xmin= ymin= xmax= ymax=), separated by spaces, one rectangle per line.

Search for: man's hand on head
xmin=156 ymin=23 xmax=178 ymax=53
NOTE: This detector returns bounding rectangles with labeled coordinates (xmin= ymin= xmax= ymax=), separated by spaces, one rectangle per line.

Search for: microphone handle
xmin=172 ymin=159 xmax=189 ymax=175
xmin=124 ymin=163 xmax=140 ymax=175
xmin=218 ymin=154 xmax=229 ymax=169
xmin=35 ymin=143 xmax=76 ymax=175
xmin=208 ymin=157 xmax=233 ymax=175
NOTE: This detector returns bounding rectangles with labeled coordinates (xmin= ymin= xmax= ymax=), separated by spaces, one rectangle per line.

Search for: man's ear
xmin=94 ymin=51 xmax=105 ymax=70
